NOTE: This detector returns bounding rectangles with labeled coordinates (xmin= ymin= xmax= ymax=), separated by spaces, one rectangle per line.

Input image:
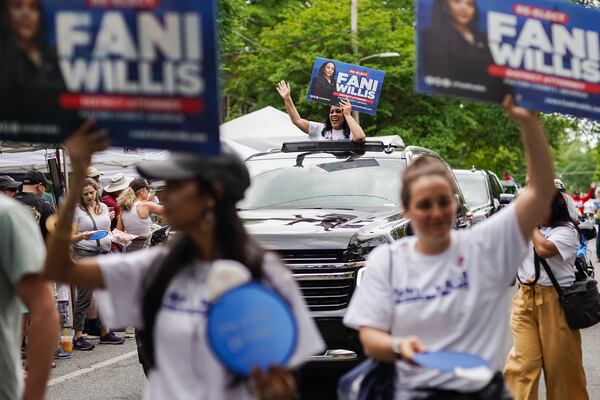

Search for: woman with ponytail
xmin=43 ymin=122 xmax=324 ymax=400
xmin=117 ymin=178 xmax=164 ymax=252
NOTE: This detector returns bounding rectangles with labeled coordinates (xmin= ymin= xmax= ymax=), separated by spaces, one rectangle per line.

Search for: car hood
xmin=239 ymin=207 xmax=405 ymax=250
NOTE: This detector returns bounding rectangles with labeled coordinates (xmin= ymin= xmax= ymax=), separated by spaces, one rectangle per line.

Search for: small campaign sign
xmin=0 ymin=0 xmax=220 ymax=154
xmin=416 ymin=0 xmax=600 ymax=121
xmin=307 ymin=57 xmax=385 ymax=116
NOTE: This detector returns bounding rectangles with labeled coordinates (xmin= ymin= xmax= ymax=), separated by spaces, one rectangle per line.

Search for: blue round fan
xmin=207 ymin=283 xmax=297 ymax=376
xmin=413 ymin=350 xmax=490 ymax=372
xmin=89 ymin=230 xmax=109 ymax=240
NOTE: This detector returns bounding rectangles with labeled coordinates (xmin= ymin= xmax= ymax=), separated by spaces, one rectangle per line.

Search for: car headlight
xmin=356 ymin=267 xmax=367 ymax=288
xmin=344 ymin=234 xmax=391 ymax=261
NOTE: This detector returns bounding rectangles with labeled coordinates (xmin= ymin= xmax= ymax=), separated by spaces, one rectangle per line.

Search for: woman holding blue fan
xmin=71 ymin=177 xmax=124 ymax=350
xmin=43 ymin=121 xmax=325 ymax=400
xmin=343 ymin=96 xmax=555 ymax=399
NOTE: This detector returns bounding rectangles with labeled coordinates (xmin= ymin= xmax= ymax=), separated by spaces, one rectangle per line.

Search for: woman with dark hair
xmin=0 ymin=0 xmax=72 ymax=133
xmin=43 ymin=121 xmax=324 ymax=399
xmin=277 ymin=80 xmax=365 ymax=142
xmin=309 ymin=61 xmax=336 ymax=102
xmin=343 ymin=96 xmax=555 ymax=399
xmin=0 ymin=0 xmax=64 ymax=90
xmin=504 ymin=190 xmax=588 ymax=399
xmin=420 ymin=0 xmax=509 ymax=103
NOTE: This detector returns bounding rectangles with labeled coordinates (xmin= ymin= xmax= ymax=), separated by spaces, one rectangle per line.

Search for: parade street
xmin=46 ymin=258 xmax=600 ymax=400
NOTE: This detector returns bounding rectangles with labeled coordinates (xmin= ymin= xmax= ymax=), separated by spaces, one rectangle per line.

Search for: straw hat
xmin=104 ymin=173 xmax=133 ymax=193
xmin=87 ymin=166 xmax=101 ymax=178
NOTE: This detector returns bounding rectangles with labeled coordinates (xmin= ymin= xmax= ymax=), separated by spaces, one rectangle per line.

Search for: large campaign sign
xmin=0 ymin=0 xmax=219 ymax=154
xmin=307 ymin=57 xmax=385 ymax=116
xmin=416 ymin=0 xmax=600 ymax=120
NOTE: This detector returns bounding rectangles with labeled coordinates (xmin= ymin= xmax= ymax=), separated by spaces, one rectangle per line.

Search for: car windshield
xmin=240 ymin=156 xmax=406 ymax=210
xmin=455 ymin=174 xmax=490 ymax=209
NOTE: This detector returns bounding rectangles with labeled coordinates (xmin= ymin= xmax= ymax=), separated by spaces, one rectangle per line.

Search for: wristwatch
xmin=391 ymin=337 xmax=404 ymax=360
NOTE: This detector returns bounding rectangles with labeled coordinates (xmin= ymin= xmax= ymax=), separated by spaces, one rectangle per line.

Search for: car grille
xmin=277 ymin=249 xmax=362 ymax=312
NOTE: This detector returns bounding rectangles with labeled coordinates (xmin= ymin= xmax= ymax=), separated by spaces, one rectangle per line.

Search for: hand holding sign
xmin=64 ymin=120 xmax=110 ymax=172
xmin=340 ymin=99 xmax=353 ymax=117
xmin=502 ymin=95 xmax=538 ymax=125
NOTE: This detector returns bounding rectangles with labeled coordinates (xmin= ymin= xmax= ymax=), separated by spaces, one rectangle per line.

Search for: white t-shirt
xmin=517 ymin=225 xmax=579 ymax=287
xmin=344 ymin=204 xmax=527 ymax=399
xmin=96 ymin=247 xmax=324 ymax=400
xmin=308 ymin=121 xmax=350 ymax=141
xmin=73 ymin=204 xmax=111 ymax=252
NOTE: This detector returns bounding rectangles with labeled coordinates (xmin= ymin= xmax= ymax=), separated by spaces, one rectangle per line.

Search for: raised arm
xmin=504 ymin=96 xmax=556 ymax=240
xmin=43 ymin=121 xmax=110 ymax=289
xmin=582 ymin=184 xmax=595 ymax=203
xmin=140 ymin=201 xmax=164 ymax=216
xmin=340 ymin=100 xmax=366 ymax=142
xmin=277 ymin=80 xmax=310 ymax=134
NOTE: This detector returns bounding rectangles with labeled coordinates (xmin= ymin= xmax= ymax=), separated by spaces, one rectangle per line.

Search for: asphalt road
xmin=46 ymin=251 xmax=600 ymax=400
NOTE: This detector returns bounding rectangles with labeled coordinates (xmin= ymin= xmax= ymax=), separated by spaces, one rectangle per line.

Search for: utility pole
xmin=351 ymin=0 xmax=358 ymax=55
xmin=350 ymin=0 xmax=359 ymax=123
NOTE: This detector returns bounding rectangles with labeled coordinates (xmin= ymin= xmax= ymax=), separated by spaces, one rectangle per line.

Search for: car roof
xmin=453 ymin=169 xmax=487 ymax=175
xmin=246 ymin=141 xmax=443 ymax=163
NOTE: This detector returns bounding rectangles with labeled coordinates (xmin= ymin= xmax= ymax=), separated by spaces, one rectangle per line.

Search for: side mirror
xmin=500 ymin=193 xmax=515 ymax=205
xmin=493 ymin=198 xmax=501 ymax=210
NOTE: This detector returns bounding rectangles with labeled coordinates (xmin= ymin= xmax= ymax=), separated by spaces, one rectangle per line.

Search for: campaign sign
xmin=416 ymin=0 xmax=600 ymax=121
xmin=207 ymin=283 xmax=297 ymax=376
xmin=307 ymin=57 xmax=385 ymax=116
xmin=0 ymin=0 xmax=220 ymax=154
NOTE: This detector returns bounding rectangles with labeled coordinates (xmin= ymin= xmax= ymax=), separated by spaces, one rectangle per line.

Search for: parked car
xmin=238 ymin=139 xmax=473 ymax=377
xmin=454 ymin=168 xmax=512 ymax=223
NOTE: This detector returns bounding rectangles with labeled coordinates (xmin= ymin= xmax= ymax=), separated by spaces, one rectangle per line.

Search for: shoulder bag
xmin=82 ymin=207 xmax=104 ymax=254
xmin=535 ymin=252 xmax=600 ymax=330
xmin=337 ymin=246 xmax=395 ymax=400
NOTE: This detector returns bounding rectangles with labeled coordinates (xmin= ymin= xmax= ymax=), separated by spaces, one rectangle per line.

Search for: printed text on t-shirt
xmin=393 ymin=271 xmax=469 ymax=304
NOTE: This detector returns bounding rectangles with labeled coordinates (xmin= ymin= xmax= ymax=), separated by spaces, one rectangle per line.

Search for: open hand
xmin=340 ymin=99 xmax=352 ymax=116
xmin=502 ymin=95 xmax=539 ymax=125
xmin=64 ymin=120 xmax=110 ymax=173
xmin=251 ymin=365 xmax=297 ymax=400
xmin=277 ymin=80 xmax=292 ymax=100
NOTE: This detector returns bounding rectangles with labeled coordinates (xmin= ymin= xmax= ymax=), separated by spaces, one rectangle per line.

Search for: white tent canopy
xmin=0 ymin=148 xmax=169 ymax=176
xmin=221 ymin=106 xmax=305 ymax=152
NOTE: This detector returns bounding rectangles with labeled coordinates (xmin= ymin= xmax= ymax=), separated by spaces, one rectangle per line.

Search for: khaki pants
xmin=504 ymin=285 xmax=588 ymax=400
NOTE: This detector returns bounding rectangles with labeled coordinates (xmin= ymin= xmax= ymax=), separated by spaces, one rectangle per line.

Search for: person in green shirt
xmin=0 ymin=194 xmax=58 ymax=400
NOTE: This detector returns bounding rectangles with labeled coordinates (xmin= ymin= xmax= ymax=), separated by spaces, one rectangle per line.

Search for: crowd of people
xmin=0 ymin=163 xmax=165 ymax=376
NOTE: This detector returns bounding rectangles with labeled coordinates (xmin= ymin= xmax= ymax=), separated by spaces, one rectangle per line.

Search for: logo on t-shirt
xmin=393 ymin=271 xmax=469 ymax=304
xmin=162 ymin=290 xmax=209 ymax=316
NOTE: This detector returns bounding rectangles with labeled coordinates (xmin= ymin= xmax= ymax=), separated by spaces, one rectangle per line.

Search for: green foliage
xmin=556 ymin=140 xmax=597 ymax=192
xmin=219 ymin=0 xmax=590 ymax=181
